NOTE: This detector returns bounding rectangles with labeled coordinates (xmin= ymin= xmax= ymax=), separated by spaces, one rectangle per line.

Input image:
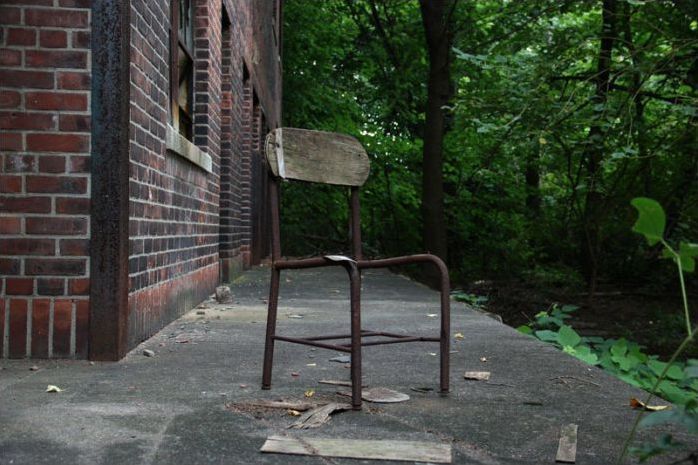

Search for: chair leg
xmin=439 ymin=264 xmax=450 ymax=393
xmin=347 ymin=264 xmax=362 ymax=410
xmin=262 ymin=267 xmax=280 ymax=389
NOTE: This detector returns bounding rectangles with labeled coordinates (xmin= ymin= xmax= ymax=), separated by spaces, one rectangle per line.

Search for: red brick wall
xmin=0 ymin=1 xmax=91 ymax=358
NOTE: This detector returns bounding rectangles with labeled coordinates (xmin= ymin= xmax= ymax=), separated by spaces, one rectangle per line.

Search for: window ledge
xmin=166 ymin=125 xmax=213 ymax=173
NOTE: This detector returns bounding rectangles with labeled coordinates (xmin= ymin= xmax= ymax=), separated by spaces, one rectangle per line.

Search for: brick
xmin=56 ymin=197 xmax=89 ymax=214
xmin=0 ymin=175 xmax=22 ymax=193
xmin=0 ymin=197 xmax=51 ymax=214
xmin=71 ymin=31 xmax=90 ymax=48
xmin=27 ymin=133 xmax=89 ymax=153
xmin=7 ymin=28 xmax=36 ymax=46
xmin=26 ymin=217 xmax=87 ymax=235
xmin=25 ymin=9 xmax=89 ymax=28
xmin=60 ymin=0 xmax=91 ymax=8
xmin=26 ymin=92 xmax=86 ymax=111
xmin=75 ymin=299 xmax=89 ymax=358
xmin=6 ymin=278 xmax=34 ymax=295
xmin=4 ymin=155 xmax=36 ymax=173
xmin=0 ymin=91 xmax=21 ymax=109
xmin=59 ymin=114 xmax=90 ymax=132
xmin=38 ymin=155 xmax=66 ymax=173
xmin=0 ymin=238 xmax=54 ymax=255
xmin=31 ymin=299 xmax=50 ymax=358
xmin=0 ymin=133 xmax=22 ymax=151
xmin=39 ymin=30 xmax=68 ymax=48
xmin=67 ymin=155 xmax=89 ymax=173
xmin=53 ymin=299 xmax=72 ymax=357
xmin=0 ymin=112 xmax=56 ymax=130
xmin=0 ymin=49 xmax=21 ymax=66
xmin=0 ymin=258 xmax=21 ymax=274
xmin=9 ymin=299 xmax=28 ymax=358
xmin=57 ymin=72 xmax=90 ymax=90
xmin=26 ymin=50 xmax=87 ymax=69
xmin=60 ymin=238 xmax=89 ymax=256
xmin=38 ymin=278 xmax=64 ymax=295
xmin=0 ymin=71 xmax=54 ymax=89
xmin=69 ymin=278 xmax=89 ymax=295
xmin=26 ymin=175 xmax=87 ymax=193
xmin=25 ymin=258 xmax=85 ymax=276
xmin=0 ymin=7 xmax=21 ymax=24
xmin=0 ymin=217 xmax=21 ymax=233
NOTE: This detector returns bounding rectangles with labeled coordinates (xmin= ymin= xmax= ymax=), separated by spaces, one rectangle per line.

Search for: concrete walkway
xmin=1 ymin=266 xmax=692 ymax=464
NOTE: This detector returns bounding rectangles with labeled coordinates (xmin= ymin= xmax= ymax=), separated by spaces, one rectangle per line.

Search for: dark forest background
xmin=279 ymin=0 xmax=697 ymax=354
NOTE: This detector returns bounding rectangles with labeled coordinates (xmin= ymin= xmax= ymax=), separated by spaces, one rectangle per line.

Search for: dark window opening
xmin=169 ymin=0 xmax=195 ymax=140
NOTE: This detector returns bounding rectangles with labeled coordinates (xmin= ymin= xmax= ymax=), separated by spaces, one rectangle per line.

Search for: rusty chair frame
xmin=261 ymin=128 xmax=450 ymax=410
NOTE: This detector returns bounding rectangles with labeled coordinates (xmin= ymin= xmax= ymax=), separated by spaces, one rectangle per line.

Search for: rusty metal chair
xmin=261 ymin=128 xmax=450 ymax=410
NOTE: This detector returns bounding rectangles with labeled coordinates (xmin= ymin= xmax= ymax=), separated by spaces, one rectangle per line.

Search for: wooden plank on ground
xmin=556 ymin=423 xmax=578 ymax=463
xmin=260 ymin=436 xmax=452 ymax=463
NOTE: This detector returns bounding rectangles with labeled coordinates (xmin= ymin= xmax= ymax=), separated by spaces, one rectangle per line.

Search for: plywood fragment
xmin=260 ymin=436 xmax=452 ymax=463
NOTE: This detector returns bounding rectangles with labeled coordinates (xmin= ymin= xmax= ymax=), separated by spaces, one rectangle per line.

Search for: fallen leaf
xmin=464 ymin=371 xmax=490 ymax=381
xmin=239 ymin=384 xmax=248 ymax=389
xmin=426 ymin=313 xmax=438 ymax=318
xmin=46 ymin=385 xmax=62 ymax=393
xmin=143 ymin=349 xmax=155 ymax=357
xmin=454 ymin=333 xmax=464 ymax=339
xmin=291 ymin=372 xmax=300 ymax=377
xmin=287 ymin=409 xmax=301 ymax=416
xmin=480 ymin=357 xmax=488 ymax=362
xmin=428 ymin=352 xmax=437 ymax=356
xmin=305 ymin=389 xmax=315 ymax=398
xmin=306 ymin=363 xmax=317 ymax=367
xmin=630 ymin=398 xmax=670 ymax=411
xmin=29 ymin=365 xmax=39 ymax=371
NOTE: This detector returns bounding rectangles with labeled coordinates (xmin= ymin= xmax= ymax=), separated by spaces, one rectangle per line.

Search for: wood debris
xmin=556 ymin=423 xmax=577 ymax=463
xmin=629 ymin=397 xmax=670 ymax=411
xmin=260 ymin=436 xmax=452 ymax=463
xmin=463 ymin=371 xmax=490 ymax=381
xmin=288 ymin=402 xmax=351 ymax=429
xmin=338 ymin=387 xmax=409 ymax=403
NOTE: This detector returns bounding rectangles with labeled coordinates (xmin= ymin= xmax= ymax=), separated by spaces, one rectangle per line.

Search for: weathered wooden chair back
xmin=264 ymin=128 xmax=370 ymax=186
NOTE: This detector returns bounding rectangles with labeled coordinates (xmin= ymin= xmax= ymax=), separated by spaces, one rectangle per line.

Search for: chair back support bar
xmin=265 ymin=128 xmax=370 ymax=186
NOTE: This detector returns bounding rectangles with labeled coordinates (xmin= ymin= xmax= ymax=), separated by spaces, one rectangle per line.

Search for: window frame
xmin=169 ymin=0 xmax=195 ymax=140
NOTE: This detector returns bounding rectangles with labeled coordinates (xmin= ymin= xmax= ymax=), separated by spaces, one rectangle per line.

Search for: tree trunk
xmin=419 ymin=0 xmax=453 ymax=268
xmin=525 ymin=137 xmax=541 ymax=217
xmin=580 ymin=0 xmax=616 ymax=296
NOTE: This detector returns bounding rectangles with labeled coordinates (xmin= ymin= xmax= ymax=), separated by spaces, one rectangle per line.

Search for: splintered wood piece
xmin=240 ymin=400 xmax=320 ymax=411
xmin=337 ymin=387 xmax=410 ymax=403
xmin=318 ymin=379 xmax=367 ymax=387
xmin=463 ymin=371 xmax=490 ymax=381
xmin=265 ymin=128 xmax=370 ymax=186
xmin=556 ymin=424 xmax=578 ymax=463
xmin=260 ymin=436 xmax=452 ymax=463
xmin=288 ymin=402 xmax=351 ymax=429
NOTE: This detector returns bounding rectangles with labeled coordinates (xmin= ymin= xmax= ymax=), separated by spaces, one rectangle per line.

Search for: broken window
xmin=169 ymin=0 xmax=194 ymax=140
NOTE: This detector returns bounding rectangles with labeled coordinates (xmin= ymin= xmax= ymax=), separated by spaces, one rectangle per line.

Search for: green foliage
xmin=631 ymin=198 xmax=666 ymax=246
xmin=518 ymin=307 xmax=698 ymax=406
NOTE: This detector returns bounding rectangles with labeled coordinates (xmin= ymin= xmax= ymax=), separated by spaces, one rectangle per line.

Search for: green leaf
xmin=568 ymin=345 xmax=599 ymax=365
xmin=678 ymin=242 xmax=698 ymax=273
xmin=557 ymin=325 xmax=581 ymax=348
xmin=535 ymin=329 xmax=559 ymax=342
xmin=631 ymin=198 xmax=666 ymax=246
xmin=517 ymin=325 xmax=533 ymax=335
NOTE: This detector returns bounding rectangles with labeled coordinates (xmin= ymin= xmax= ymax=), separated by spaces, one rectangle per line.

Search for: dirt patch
xmin=463 ymin=279 xmax=698 ymax=360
